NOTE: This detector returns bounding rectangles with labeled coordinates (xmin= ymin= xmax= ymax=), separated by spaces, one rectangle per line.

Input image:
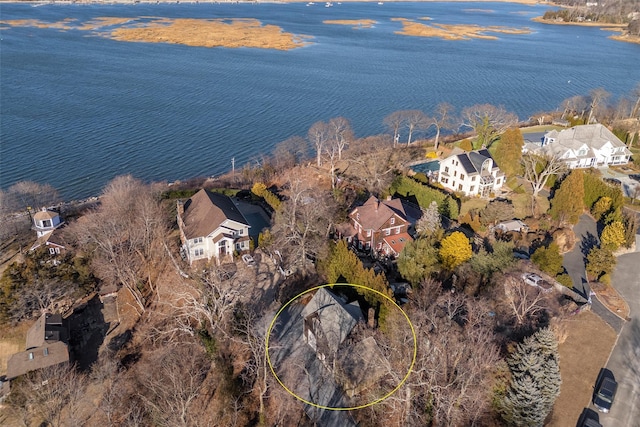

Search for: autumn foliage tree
xmin=439 ymin=231 xmax=472 ymax=270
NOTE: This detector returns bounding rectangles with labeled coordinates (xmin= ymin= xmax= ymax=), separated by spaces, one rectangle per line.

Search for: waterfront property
xmin=29 ymin=208 xmax=66 ymax=255
xmin=438 ymin=148 xmax=505 ymax=197
xmin=343 ymin=195 xmax=421 ymax=257
xmin=523 ymin=124 xmax=632 ymax=169
xmin=177 ymin=189 xmax=251 ymax=265
xmin=6 ymin=312 xmax=70 ymax=380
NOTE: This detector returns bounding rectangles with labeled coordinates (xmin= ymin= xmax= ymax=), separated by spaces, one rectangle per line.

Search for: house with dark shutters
xmin=438 ymin=148 xmax=505 ymax=197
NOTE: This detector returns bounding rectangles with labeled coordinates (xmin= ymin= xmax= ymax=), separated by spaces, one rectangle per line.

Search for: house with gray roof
xmin=301 ymin=288 xmax=363 ymax=364
xmin=438 ymin=148 xmax=505 ymax=197
xmin=177 ymin=189 xmax=251 ymax=264
xmin=523 ymin=124 xmax=631 ymax=169
xmin=6 ymin=313 xmax=69 ymax=380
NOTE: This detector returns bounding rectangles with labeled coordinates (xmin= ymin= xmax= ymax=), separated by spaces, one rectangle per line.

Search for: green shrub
xmin=599 ymin=273 xmax=611 ymax=285
xmin=555 ymin=273 xmax=573 ymax=289
xmin=389 ymin=175 xmax=459 ymax=219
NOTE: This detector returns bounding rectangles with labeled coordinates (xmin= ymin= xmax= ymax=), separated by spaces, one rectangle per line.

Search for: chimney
xmin=367 ymin=307 xmax=376 ymax=328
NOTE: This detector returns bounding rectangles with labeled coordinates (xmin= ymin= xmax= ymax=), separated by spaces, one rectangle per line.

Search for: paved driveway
xmin=563 ymin=214 xmax=623 ymax=332
xmin=594 ymin=252 xmax=640 ymax=427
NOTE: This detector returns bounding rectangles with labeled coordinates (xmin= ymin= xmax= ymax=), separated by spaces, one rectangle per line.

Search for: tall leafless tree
xmin=328 ymin=116 xmax=353 ymax=161
xmin=587 ymin=87 xmax=611 ymax=124
xmin=431 ymin=102 xmax=455 ymax=150
xmin=65 ymin=175 xmax=168 ymax=314
xmin=521 ymin=153 xmax=567 ymax=216
xmin=404 ymin=110 xmax=431 ymax=145
xmin=461 ymin=104 xmax=519 ymax=149
xmin=308 ymin=121 xmax=331 ymax=167
xmin=383 ymin=111 xmax=405 ymax=147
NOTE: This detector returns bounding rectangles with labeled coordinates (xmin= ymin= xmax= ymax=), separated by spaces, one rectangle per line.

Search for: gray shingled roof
xmin=455 ymin=149 xmax=497 ymax=175
xmin=301 ymin=288 xmax=363 ymax=353
xmin=180 ymin=189 xmax=249 ymax=240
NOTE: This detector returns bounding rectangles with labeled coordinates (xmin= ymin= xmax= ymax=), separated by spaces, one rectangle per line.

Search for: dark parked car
xmin=593 ymin=368 xmax=618 ymax=413
xmin=577 ymin=408 xmax=602 ymax=427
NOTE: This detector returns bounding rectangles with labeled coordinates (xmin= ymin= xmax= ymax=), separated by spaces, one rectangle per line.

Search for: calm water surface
xmin=1 ymin=2 xmax=639 ymax=199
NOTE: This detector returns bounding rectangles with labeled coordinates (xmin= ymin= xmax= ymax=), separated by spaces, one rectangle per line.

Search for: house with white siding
xmin=438 ymin=148 xmax=505 ymax=197
xmin=522 ymin=124 xmax=631 ymax=169
xmin=177 ymin=189 xmax=251 ymax=265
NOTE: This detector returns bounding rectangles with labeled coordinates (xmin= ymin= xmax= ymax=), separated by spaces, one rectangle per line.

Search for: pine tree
xmin=550 ymin=169 xmax=585 ymax=224
xmin=500 ymin=328 xmax=561 ymax=427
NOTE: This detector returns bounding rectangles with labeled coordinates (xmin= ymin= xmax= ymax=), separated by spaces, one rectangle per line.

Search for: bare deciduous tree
xmin=383 ymin=111 xmax=405 ymax=147
xmin=587 ymin=87 xmax=610 ymax=124
xmin=461 ymin=104 xmax=519 ymax=149
xmin=273 ymin=136 xmax=308 ymax=170
xmin=269 ymin=170 xmax=334 ymax=270
xmin=65 ymin=175 xmax=168 ymax=314
xmin=431 ymin=102 xmax=455 ymax=150
xmin=404 ymin=110 xmax=431 ymax=145
xmin=521 ymin=152 xmax=567 ymax=216
xmin=135 ymin=345 xmax=209 ymax=427
xmin=3 ymin=181 xmax=61 ymax=213
xmin=328 ymin=116 xmax=353 ymax=161
xmin=308 ymin=121 xmax=331 ymax=167
xmin=503 ymin=279 xmax=547 ymax=327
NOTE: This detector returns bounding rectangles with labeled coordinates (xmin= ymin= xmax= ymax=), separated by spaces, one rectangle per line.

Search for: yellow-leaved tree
xmin=600 ymin=221 xmax=626 ymax=250
xmin=439 ymin=231 xmax=472 ymax=270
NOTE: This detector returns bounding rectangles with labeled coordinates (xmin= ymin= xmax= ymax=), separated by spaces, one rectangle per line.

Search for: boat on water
xmin=325 ymin=2 xmax=333 ymax=7
xmin=306 ymin=1 xmax=314 ymax=5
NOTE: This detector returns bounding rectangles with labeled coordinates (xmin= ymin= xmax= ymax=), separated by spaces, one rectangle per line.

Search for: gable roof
xmin=545 ymin=124 xmax=629 ymax=152
xmin=180 ymin=189 xmax=249 ymax=240
xmin=351 ymin=196 xmax=410 ymax=230
xmin=448 ymin=149 xmax=499 ymax=175
xmin=382 ymin=232 xmax=413 ymax=255
xmin=6 ymin=341 xmax=69 ymax=380
xmin=26 ymin=313 xmax=66 ymax=349
xmin=301 ymin=288 xmax=363 ymax=353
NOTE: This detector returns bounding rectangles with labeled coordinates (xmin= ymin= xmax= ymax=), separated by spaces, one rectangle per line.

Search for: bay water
xmin=1 ymin=1 xmax=639 ymax=199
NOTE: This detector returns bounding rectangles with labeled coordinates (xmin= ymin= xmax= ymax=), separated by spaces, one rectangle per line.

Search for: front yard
xmin=548 ymin=310 xmax=617 ymax=426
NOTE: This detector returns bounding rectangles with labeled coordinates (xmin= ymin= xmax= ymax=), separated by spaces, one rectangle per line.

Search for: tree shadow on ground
xmin=67 ymin=294 xmax=109 ymax=371
xmin=581 ymin=232 xmax=599 ymax=258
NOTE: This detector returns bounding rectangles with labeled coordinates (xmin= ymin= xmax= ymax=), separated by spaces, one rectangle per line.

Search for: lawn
xmin=547 ymin=310 xmax=617 ymax=426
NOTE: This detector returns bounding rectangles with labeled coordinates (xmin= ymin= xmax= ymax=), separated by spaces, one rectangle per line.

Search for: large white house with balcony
xmin=177 ymin=189 xmax=251 ymax=265
xmin=522 ymin=124 xmax=631 ymax=169
xmin=438 ymin=148 xmax=505 ymax=197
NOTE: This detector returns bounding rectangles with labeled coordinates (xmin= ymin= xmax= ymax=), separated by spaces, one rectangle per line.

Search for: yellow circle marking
xmin=265 ymin=283 xmax=417 ymax=411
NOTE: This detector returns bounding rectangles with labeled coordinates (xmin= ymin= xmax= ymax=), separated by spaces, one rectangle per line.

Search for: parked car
xmin=593 ymin=369 xmax=618 ymax=413
xmin=629 ymin=174 xmax=640 ymax=182
xmin=604 ymin=178 xmax=622 ymax=186
xmin=242 ymin=254 xmax=256 ymax=267
xmin=521 ymin=272 xmax=553 ymax=293
xmin=576 ymin=408 xmax=602 ymax=427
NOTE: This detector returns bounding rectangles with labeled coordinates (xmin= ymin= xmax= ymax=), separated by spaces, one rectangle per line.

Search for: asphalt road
xmin=563 ymin=214 xmax=599 ymax=300
xmin=594 ymin=251 xmax=640 ymax=427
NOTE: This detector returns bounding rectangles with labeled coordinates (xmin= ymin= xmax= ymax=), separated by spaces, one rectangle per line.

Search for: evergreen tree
xmin=500 ymin=328 xmax=561 ymax=427
xmin=586 ymin=247 xmax=616 ymax=281
xmin=600 ymin=221 xmax=626 ymax=250
xmin=550 ymin=170 xmax=584 ymax=224
xmin=531 ymin=243 xmax=564 ymax=276
xmin=492 ymin=128 xmax=524 ymax=178
xmin=397 ymin=238 xmax=439 ymax=285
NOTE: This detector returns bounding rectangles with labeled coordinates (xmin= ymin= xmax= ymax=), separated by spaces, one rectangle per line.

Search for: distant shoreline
xmin=0 ymin=0 xmax=551 ymax=5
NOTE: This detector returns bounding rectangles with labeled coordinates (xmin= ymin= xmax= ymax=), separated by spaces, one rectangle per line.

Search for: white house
xmin=177 ymin=189 xmax=251 ymax=265
xmin=523 ymin=124 xmax=631 ymax=169
xmin=32 ymin=208 xmax=63 ymax=238
xmin=29 ymin=208 xmax=66 ymax=255
xmin=438 ymin=148 xmax=505 ymax=197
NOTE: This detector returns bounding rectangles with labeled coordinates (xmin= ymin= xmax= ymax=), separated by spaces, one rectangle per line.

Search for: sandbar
xmin=0 ymin=16 xmax=313 ymax=50
xmin=323 ymin=19 xmax=377 ymax=29
xmin=392 ymin=17 xmax=531 ymax=40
